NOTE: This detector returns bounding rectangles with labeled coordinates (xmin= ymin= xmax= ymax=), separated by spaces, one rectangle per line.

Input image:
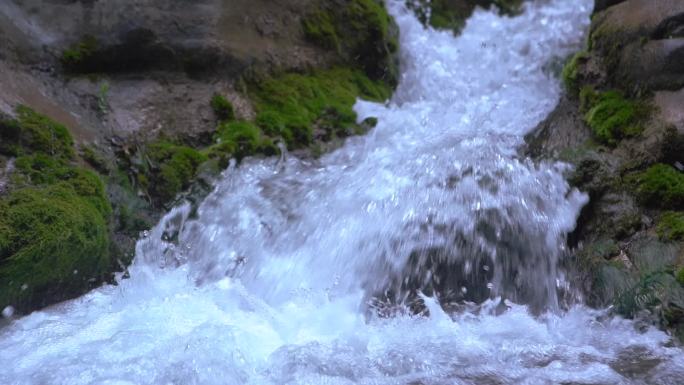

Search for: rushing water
xmin=2 ymin=1 xmax=684 ymax=384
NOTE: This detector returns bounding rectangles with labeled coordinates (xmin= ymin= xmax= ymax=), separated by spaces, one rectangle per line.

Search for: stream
xmin=1 ymin=1 xmax=683 ymax=384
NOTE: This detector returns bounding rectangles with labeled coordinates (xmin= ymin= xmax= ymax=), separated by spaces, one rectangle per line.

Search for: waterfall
xmin=1 ymin=1 xmax=683 ymax=384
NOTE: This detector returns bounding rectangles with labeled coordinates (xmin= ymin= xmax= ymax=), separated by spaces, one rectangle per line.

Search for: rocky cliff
xmin=526 ymin=0 xmax=684 ymax=339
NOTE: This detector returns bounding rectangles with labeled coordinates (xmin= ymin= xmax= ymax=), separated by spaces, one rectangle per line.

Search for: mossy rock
xmin=210 ymin=94 xmax=235 ymax=122
xmin=0 ymin=185 xmax=110 ymax=311
xmin=582 ymin=90 xmax=649 ymax=146
xmin=657 ymin=212 xmax=684 ymax=241
xmin=561 ymin=51 xmax=589 ymax=96
xmin=206 ymin=121 xmax=277 ymax=166
xmin=407 ymin=0 xmax=524 ymax=33
xmin=633 ymin=164 xmax=684 ymax=209
xmin=0 ymin=105 xmax=74 ymax=159
xmin=142 ymin=141 xmax=209 ymax=205
xmin=302 ymin=0 xmax=399 ymax=86
xmin=0 ymin=105 xmax=115 ymax=313
xmin=249 ymin=68 xmax=391 ymax=149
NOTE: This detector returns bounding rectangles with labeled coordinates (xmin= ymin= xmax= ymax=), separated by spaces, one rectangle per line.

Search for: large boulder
xmin=590 ymin=0 xmax=684 ymax=89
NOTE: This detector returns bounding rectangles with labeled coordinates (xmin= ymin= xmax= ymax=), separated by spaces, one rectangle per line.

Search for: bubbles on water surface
xmin=1 ymin=0 xmax=683 ymax=384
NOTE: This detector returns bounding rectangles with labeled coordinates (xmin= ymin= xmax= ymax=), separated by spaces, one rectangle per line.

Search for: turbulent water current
xmin=2 ymin=1 xmax=684 ymax=384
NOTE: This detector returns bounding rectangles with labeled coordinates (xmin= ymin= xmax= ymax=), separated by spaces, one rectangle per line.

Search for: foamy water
xmin=1 ymin=1 xmax=683 ymax=384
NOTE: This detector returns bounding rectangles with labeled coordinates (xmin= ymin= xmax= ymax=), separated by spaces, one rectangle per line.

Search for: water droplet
xmin=483 ymin=265 xmax=490 ymax=272
xmin=20 ymin=284 xmax=28 ymax=291
xmin=486 ymin=283 xmax=494 ymax=289
xmin=461 ymin=287 xmax=468 ymax=294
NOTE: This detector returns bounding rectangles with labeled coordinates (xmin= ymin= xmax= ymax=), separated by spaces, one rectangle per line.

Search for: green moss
xmin=657 ymin=212 xmax=684 ymax=241
xmin=250 ymin=68 xmax=391 ymax=149
xmin=408 ymin=0 xmax=523 ymax=33
xmin=0 ymin=184 xmax=110 ymax=311
xmin=11 ymin=154 xmax=111 ymax=217
xmin=143 ymin=141 xmax=208 ymax=204
xmin=61 ymin=35 xmax=99 ymax=71
xmin=583 ymin=91 xmax=648 ymax=146
xmin=0 ymin=104 xmax=116 ymax=312
xmin=210 ymin=94 xmax=235 ymax=122
xmin=80 ymin=145 xmax=109 ymax=173
xmin=677 ymin=267 xmax=684 ymax=286
xmin=0 ymin=106 xmax=74 ymax=159
xmin=561 ymin=51 xmax=589 ymax=95
xmin=302 ymin=0 xmax=398 ymax=85
xmin=207 ymin=121 xmax=277 ymax=163
xmin=302 ymin=10 xmax=340 ymax=51
xmin=633 ymin=164 xmax=684 ymax=209
xmin=589 ymin=23 xmax=625 ymax=77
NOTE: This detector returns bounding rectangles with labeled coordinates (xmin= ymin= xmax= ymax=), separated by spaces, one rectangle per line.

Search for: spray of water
xmin=1 ymin=1 xmax=683 ymax=384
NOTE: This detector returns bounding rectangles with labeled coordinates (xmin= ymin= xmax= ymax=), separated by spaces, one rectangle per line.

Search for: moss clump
xmin=677 ymin=267 xmax=684 ymax=286
xmin=656 ymin=212 xmax=684 ymax=241
xmin=142 ymin=141 xmax=208 ymax=204
xmin=206 ymin=121 xmax=277 ymax=165
xmin=302 ymin=9 xmax=340 ymax=51
xmin=0 ymin=185 xmax=110 ymax=311
xmin=60 ymin=35 xmax=99 ymax=71
xmin=302 ymin=0 xmax=398 ymax=85
xmin=80 ymin=145 xmax=109 ymax=173
xmin=561 ymin=51 xmax=589 ymax=95
xmin=0 ymin=106 xmax=114 ymax=312
xmin=582 ymin=90 xmax=648 ymax=146
xmin=210 ymin=94 xmax=235 ymax=122
xmin=633 ymin=164 xmax=684 ymax=209
xmin=250 ymin=68 xmax=391 ymax=149
xmin=0 ymin=105 xmax=74 ymax=159
xmin=408 ymin=0 xmax=523 ymax=33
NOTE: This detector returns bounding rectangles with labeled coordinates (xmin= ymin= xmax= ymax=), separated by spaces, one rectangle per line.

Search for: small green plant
xmin=210 ymin=94 xmax=235 ymax=122
xmin=633 ymin=164 xmax=684 ymax=209
xmin=583 ymin=91 xmax=648 ymax=146
xmin=657 ymin=212 xmax=684 ymax=241
xmin=97 ymin=82 xmax=110 ymax=115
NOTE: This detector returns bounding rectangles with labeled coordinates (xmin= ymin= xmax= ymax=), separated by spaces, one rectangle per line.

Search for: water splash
xmin=1 ymin=1 xmax=683 ymax=384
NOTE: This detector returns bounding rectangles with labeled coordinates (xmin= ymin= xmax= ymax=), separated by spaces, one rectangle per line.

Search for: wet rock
xmin=593 ymin=0 xmax=627 ymax=13
xmin=590 ymin=0 xmax=684 ymax=85
xmin=618 ymin=38 xmax=684 ymax=91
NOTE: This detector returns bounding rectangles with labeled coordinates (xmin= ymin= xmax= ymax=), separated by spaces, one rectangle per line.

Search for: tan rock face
xmin=0 ymin=0 xmax=334 ymax=145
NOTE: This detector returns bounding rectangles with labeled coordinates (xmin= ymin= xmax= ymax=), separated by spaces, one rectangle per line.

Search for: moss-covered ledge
xmin=0 ymin=106 xmax=113 ymax=312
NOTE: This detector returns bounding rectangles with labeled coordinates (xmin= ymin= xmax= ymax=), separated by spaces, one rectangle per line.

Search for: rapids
xmin=1 ymin=1 xmax=683 ymax=384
